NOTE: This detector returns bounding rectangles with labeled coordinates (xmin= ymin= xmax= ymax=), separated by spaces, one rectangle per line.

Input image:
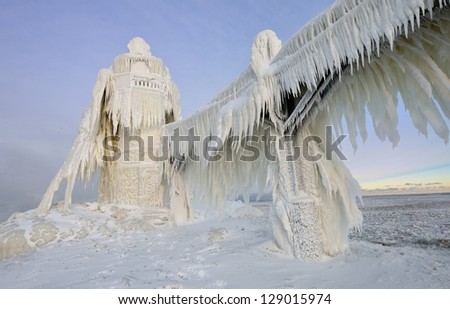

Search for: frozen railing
xmin=112 ymin=72 xmax=178 ymax=101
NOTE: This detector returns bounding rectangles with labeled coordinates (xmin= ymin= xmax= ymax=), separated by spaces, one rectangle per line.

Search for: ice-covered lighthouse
xmin=98 ymin=38 xmax=181 ymax=207
xmin=38 ymin=38 xmax=183 ymax=213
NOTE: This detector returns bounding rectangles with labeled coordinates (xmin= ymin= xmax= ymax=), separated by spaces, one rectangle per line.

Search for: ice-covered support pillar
xmin=164 ymin=155 xmax=191 ymax=224
xmin=248 ymin=30 xmax=323 ymax=260
xmin=168 ymin=171 xmax=190 ymax=224
xmin=271 ymin=131 xmax=323 ymax=261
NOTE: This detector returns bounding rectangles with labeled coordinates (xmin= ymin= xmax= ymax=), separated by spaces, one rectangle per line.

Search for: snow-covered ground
xmin=0 ymin=194 xmax=449 ymax=288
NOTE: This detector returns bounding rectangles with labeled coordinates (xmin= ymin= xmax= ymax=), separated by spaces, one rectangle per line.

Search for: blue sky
xmin=0 ymin=0 xmax=449 ymax=219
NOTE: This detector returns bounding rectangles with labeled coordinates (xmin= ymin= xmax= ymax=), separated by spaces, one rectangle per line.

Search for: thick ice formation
xmin=0 ymin=203 xmax=169 ymax=259
xmin=164 ymin=0 xmax=450 ymax=260
xmin=26 ymin=0 xmax=450 ymax=262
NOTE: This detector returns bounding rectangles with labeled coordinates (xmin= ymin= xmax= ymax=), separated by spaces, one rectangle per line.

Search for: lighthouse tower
xmin=38 ymin=38 xmax=182 ymax=214
xmin=98 ymin=38 xmax=181 ymax=208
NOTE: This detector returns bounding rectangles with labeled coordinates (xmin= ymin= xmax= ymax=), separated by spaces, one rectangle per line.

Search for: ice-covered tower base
xmin=99 ymin=127 xmax=166 ymax=207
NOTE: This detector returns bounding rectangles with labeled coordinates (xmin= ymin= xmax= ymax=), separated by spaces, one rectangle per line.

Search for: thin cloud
xmin=405 ymin=183 xmax=423 ymax=186
xmin=363 ymin=184 xmax=450 ymax=196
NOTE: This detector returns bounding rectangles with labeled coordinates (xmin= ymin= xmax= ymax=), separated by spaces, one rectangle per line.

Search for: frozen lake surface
xmin=0 ymin=193 xmax=449 ymax=288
